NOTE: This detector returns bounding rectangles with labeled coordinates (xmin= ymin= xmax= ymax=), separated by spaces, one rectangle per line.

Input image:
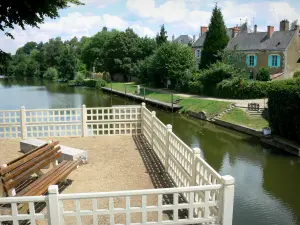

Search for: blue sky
xmin=1 ymin=0 xmax=299 ymax=53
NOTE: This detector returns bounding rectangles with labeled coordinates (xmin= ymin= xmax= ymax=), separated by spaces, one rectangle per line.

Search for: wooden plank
xmin=0 ymin=141 xmax=59 ymax=175
xmin=4 ymin=152 xmax=62 ymax=190
xmin=2 ymin=146 xmax=61 ymax=182
xmin=24 ymin=160 xmax=81 ymax=196
xmin=16 ymin=161 xmax=69 ymax=196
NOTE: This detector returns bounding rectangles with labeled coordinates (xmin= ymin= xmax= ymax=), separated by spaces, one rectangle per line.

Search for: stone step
xmin=20 ymin=138 xmax=88 ymax=163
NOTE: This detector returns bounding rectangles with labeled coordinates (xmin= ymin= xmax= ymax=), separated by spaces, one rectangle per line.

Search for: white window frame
xmin=270 ymin=54 xmax=280 ymax=67
xmin=196 ymin=49 xmax=201 ymax=58
xmin=248 ymin=54 xmax=256 ymax=67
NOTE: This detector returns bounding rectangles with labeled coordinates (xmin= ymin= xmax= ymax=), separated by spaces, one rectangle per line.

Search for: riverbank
xmin=103 ymin=82 xmax=300 ymax=156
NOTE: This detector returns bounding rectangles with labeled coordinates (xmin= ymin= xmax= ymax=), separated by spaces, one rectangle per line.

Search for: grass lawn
xmin=179 ymin=98 xmax=232 ymax=118
xmin=220 ymin=108 xmax=269 ymax=130
xmin=106 ymin=82 xmax=232 ymax=118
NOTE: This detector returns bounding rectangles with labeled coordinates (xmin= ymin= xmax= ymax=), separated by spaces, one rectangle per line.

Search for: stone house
xmin=192 ymin=20 xmax=300 ymax=79
xmin=227 ymin=20 xmax=300 ymax=79
xmin=192 ymin=24 xmax=248 ymax=64
xmin=172 ymin=34 xmax=195 ymax=45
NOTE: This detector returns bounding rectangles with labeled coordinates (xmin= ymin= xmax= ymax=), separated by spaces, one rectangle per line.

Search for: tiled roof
xmin=173 ymin=35 xmax=192 ymax=45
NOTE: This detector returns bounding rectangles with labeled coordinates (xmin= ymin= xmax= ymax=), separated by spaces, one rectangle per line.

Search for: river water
xmin=0 ymin=78 xmax=300 ymax=225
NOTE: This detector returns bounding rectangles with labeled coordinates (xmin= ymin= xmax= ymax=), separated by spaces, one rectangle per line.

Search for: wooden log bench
xmin=0 ymin=141 xmax=82 ymax=201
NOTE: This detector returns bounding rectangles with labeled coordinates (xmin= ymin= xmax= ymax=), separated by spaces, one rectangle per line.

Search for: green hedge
xmin=68 ymin=79 xmax=107 ymax=89
xmin=268 ymin=84 xmax=300 ymax=143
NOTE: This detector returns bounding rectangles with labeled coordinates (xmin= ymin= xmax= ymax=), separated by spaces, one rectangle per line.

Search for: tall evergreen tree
xmin=156 ymin=24 xmax=168 ymax=46
xmin=199 ymin=5 xmax=229 ymax=69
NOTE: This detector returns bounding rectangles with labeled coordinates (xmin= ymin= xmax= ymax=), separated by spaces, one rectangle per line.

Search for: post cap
xmin=48 ymin=185 xmax=59 ymax=194
xmin=222 ymin=175 xmax=235 ymax=185
xmin=166 ymin=124 xmax=172 ymax=130
xmin=193 ymin=147 xmax=201 ymax=154
xmin=142 ymin=102 xmax=146 ymax=107
xmin=82 ymin=104 xmax=86 ymax=108
xmin=151 ymin=111 xmax=156 ymax=116
xmin=21 ymin=106 xmax=25 ymax=110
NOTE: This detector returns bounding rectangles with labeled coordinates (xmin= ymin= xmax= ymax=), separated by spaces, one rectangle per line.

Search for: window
xmin=246 ymin=54 xmax=257 ymax=67
xmin=268 ymin=54 xmax=281 ymax=67
xmin=196 ymin=50 xmax=201 ymax=58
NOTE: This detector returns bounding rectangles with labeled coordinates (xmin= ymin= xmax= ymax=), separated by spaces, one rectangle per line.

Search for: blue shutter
xmin=253 ymin=55 xmax=257 ymax=66
xmin=246 ymin=55 xmax=250 ymax=66
xmin=277 ymin=55 xmax=281 ymax=67
xmin=268 ymin=55 xmax=272 ymax=67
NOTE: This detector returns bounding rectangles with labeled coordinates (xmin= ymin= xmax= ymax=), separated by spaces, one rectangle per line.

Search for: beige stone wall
xmin=246 ymin=51 xmax=284 ymax=78
xmin=285 ymin=30 xmax=300 ymax=78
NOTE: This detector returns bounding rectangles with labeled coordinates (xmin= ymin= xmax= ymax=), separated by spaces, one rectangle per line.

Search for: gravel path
xmin=0 ymin=136 xmax=172 ymax=224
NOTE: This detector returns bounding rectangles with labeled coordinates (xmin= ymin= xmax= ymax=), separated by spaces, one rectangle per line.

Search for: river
xmin=0 ymin=78 xmax=300 ymax=225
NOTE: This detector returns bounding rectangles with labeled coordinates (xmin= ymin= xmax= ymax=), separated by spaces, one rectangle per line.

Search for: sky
xmin=0 ymin=0 xmax=299 ymax=54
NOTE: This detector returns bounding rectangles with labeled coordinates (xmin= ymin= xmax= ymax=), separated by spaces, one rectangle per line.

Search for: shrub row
xmin=268 ymin=84 xmax=300 ymax=143
xmin=68 ymin=79 xmax=107 ymax=89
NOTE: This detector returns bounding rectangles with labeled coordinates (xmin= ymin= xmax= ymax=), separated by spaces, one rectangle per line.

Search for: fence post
xmin=137 ymin=85 xmax=140 ymax=95
xmin=165 ymin=124 xmax=172 ymax=170
xmin=141 ymin=103 xmax=146 ymax=135
xmin=220 ymin=175 xmax=235 ymax=225
xmin=20 ymin=106 xmax=27 ymax=139
xmin=48 ymin=185 xmax=61 ymax=225
xmin=192 ymin=148 xmax=201 ymax=186
xmin=144 ymin=87 xmax=146 ymax=101
xmin=81 ymin=104 xmax=87 ymax=137
xmin=151 ymin=111 xmax=156 ymax=149
xmin=125 ymin=84 xmax=127 ymax=95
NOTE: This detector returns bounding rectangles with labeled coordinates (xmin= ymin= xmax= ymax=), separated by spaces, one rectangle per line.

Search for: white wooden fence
xmin=0 ymin=105 xmax=141 ymax=138
xmin=0 ymin=103 xmax=234 ymax=225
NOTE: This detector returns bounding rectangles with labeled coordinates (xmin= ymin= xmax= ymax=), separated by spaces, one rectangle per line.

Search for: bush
xmin=82 ymin=79 xmax=107 ymax=89
xmin=268 ymin=84 xmax=300 ymax=143
xmin=294 ymin=70 xmax=300 ymax=78
xmin=199 ymin=61 xmax=240 ymax=96
xmin=74 ymin=72 xmax=85 ymax=84
xmin=256 ymin=68 xmax=270 ymax=81
xmin=43 ymin=67 xmax=58 ymax=81
xmin=216 ymin=78 xmax=271 ymax=99
xmin=187 ymin=81 xmax=203 ymax=95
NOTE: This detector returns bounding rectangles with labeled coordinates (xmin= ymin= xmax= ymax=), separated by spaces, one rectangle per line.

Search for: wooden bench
xmin=0 ymin=141 xmax=82 ymax=199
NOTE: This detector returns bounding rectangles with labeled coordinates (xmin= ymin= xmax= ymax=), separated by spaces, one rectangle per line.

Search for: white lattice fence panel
xmin=0 ymin=196 xmax=48 ymax=225
xmin=26 ymin=109 xmax=81 ymax=124
xmin=168 ymin=132 xmax=194 ymax=176
xmin=141 ymin=107 xmax=152 ymax=143
xmin=152 ymin=117 xmax=167 ymax=166
xmin=194 ymin=156 xmax=222 ymax=186
xmin=167 ymin=155 xmax=192 ymax=188
xmin=86 ymin=107 xmax=141 ymax=122
xmin=86 ymin=122 xmax=141 ymax=136
xmin=58 ymin=186 xmax=222 ymax=225
xmin=26 ymin=124 xmax=82 ymax=138
xmin=0 ymin=110 xmax=21 ymax=138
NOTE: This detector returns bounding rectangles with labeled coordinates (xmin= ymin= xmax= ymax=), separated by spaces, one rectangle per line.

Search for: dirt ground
xmin=0 ymin=136 xmax=173 ymax=224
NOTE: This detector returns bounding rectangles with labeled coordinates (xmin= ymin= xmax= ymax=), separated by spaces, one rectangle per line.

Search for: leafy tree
xmin=155 ymin=24 xmax=168 ymax=46
xmin=256 ymin=68 xmax=270 ymax=81
xmin=43 ymin=67 xmax=58 ymax=80
xmin=16 ymin=42 xmax=38 ymax=55
xmin=290 ymin=20 xmax=299 ymax=31
xmin=0 ymin=0 xmax=83 ymax=55
xmin=43 ymin=37 xmax=65 ymax=68
xmin=199 ymin=5 xmax=229 ymax=69
xmin=58 ymin=49 xmax=79 ymax=80
xmin=294 ymin=70 xmax=300 ymax=78
xmin=0 ymin=53 xmax=12 ymax=75
xmin=146 ymin=42 xmax=196 ymax=90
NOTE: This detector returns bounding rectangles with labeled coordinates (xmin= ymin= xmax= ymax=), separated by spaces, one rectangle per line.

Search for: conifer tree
xmin=156 ymin=24 xmax=168 ymax=46
xmin=199 ymin=4 xmax=229 ymax=69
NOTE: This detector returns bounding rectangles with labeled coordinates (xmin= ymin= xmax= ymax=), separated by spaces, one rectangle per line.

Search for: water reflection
xmin=0 ymin=78 xmax=300 ymax=225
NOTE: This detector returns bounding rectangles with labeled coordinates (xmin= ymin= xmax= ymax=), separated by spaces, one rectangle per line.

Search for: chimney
xmin=267 ymin=26 xmax=274 ymax=37
xmin=193 ymin=35 xmax=196 ymax=42
xmin=280 ymin=20 xmax=289 ymax=31
xmin=254 ymin=25 xmax=257 ymax=33
xmin=232 ymin=27 xmax=240 ymax=38
xmin=200 ymin=26 xmax=208 ymax=36
xmin=172 ymin=34 xmax=175 ymax=41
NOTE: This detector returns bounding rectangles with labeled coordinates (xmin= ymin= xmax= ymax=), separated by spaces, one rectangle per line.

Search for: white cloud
xmin=79 ymin=0 xmax=119 ymax=8
xmin=0 ymin=11 xmax=155 ymax=54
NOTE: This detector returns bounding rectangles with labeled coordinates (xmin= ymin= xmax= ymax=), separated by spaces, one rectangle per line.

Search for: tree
xmin=155 ymin=24 xmax=168 ymax=46
xmin=290 ymin=20 xmax=299 ymax=31
xmin=58 ymin=49 xmax=79 ymax=80
xmin=146 ymin=42 xmax=196 ymax=89
xmin=199 ymin=5 xmax=229 ymax=69
xmin=43 ymin=37 xmax=65 ymax=68
xmin=43 ymin=67 xmax=58 ymax=80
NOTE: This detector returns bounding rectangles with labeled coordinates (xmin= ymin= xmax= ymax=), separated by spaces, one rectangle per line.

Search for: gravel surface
xmin=0 ymin=136 xmax=172 ymax=224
